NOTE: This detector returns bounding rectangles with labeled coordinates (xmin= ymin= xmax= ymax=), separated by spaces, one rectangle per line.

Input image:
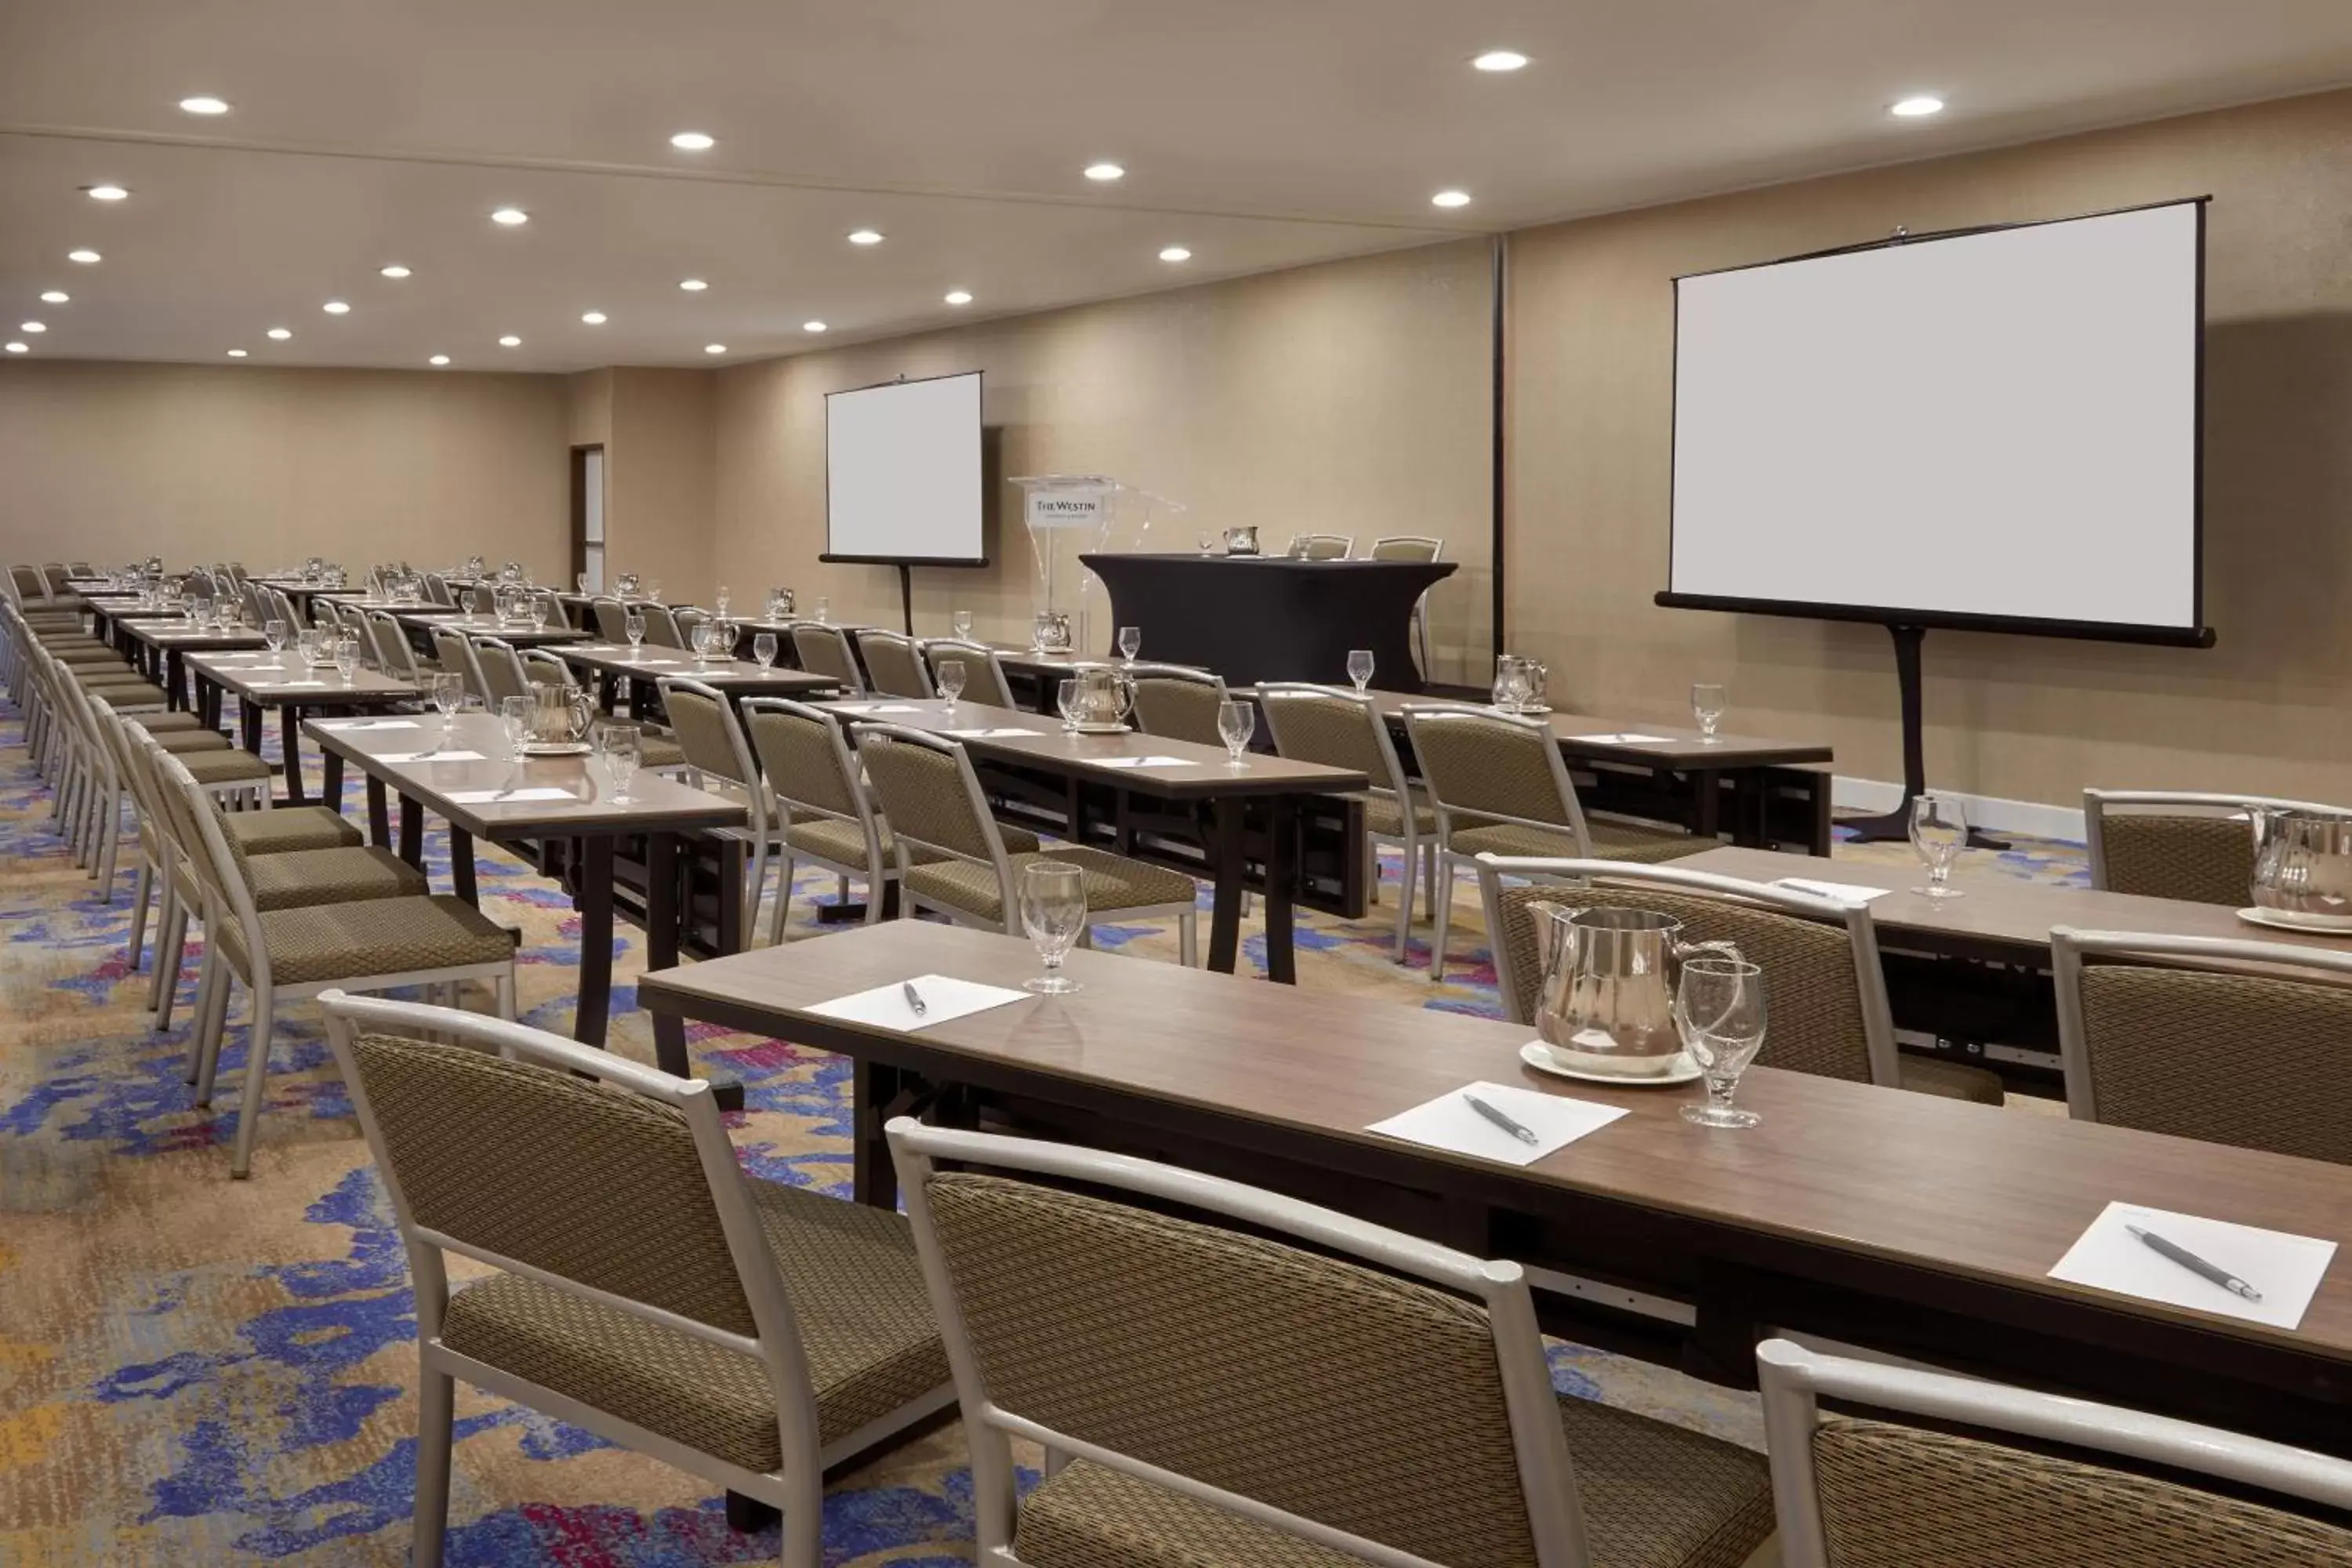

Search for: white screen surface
xmin=826 ymin=372 xmax=984 ymax=562
xmin=1669 ymin=201 xmax=2201 ymax=632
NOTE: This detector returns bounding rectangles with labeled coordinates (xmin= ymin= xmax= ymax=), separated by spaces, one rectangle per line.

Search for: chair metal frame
xmin=655 ymin=675 xmax=776 ymax=938
xmin=887 ymin=1117 xmax=1595 ymax=1568
xmin=920 ymin=637 xmax=1014 ymax=708
xmin=789 ymin=621 xmax=866 ymax=695
xmin=2082 ymin=789 xmax=2352 ymax=892
xmin=323 ymin=991 xmax=952 ymax=1568
xmin=1257 ymin=681 xmax=1431 ymax=964
xmin=1757 ymin=1337 xmax=2352 ymax=1568
xmin=855 ymin=628 xmax=935 ymax=698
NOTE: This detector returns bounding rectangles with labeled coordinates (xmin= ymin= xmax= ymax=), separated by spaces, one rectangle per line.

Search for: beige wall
xmin=0 ymin=361 xmax=569 ymax=577
xmin=1508 ymin=87 xmax=2352 ymax=807
xmin=604 ymin=368 xmax=716 ymax=599
xmin=712 ymin=240 xmax=1496 ymax=684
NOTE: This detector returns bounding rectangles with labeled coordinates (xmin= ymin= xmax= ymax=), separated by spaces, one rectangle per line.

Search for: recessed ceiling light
xmin=68 ymin=249 xmax=100 ymax=264
xmin=20 ymin=321 xmax=45 ymax=334
xmin=944 ymin=289 xmax=973 ymax=306
xmin=1158 ymin=245 xmax=1191 ymax=263
xmin=704 ymin=343 xmax=728 ymax=355
xmin=498 ymin=335 xmax=521 ymax=347
xmin=84 ymin=184 xmax=129 ymax=201
xmin=802 ymin=320 xmax=827 ymax=333
xmin=4 ymin=343 xmax=27 ymax=354
xmin=1083 ymin=162 xmax=1125 ymax=182
xmin=267 ymin=326 xmax=292 ymax=340
xmin=490 ymin=206 xmax=529 ymax=227
xmin=1470 ymin=49 xmax=1529 ymax=72
xmin=379 ymin=264 xmax=412 ymax=279
xmin=39 ymin=290 xmax=68 ymax=304
xmin=670 ymin=131 xmax=715 ymax=151
xmin=1891 ymin=95 xmax=1945 ymax=118
xmin=428 ymin=354 xmax=450 ymax=366
xmin=1431 ymin=189 xmax=1472 ymax=209
xmin=179 ymin=95 xmax=230 ymax=114
xmin=580 ymin=310 xmax=607 ymax=325
xmin=847 ymin=229 xmax=884 ymax=245
xmin=227 ymin=349 xmax=248 ymax=358
xmin=679 ymin=278 xmax=708 ymax=292
xmin=322 ymin=299 xmax=350 ymax=314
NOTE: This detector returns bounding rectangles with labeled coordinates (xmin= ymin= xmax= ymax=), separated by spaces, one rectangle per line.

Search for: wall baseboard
xmin=1831 ymin=776 xmax=2084 ymax=844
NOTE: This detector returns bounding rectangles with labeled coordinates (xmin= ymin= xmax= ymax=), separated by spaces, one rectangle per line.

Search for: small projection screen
xmin=823 ymin=370 xmax=986 ymax=565
xmin=1662 ymin=199 xmax=2207 ymax=643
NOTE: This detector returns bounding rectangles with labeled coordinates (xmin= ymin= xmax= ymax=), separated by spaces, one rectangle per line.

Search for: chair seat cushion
xmin=437 ymin=1179 xmax=946 ymax=1473
xmin=904 ymin=845 xmax=1196 ymax=926
xmin=126 ymin=712 xmax=212 ymax=734
xmin=223 ymin=806 xmax=363 ymax=855
xmin=637 ymin=735 xmax=687 ymax=770
xmin=1899 ymin=1054 xmax=2007 ymax=1105
xmin=1354 ymin=791 xmax=1436 ymax=839
xmin=147 ymin=729 xmax=236 ymax=754
xmin=222 ymin=893 xmax=515 ymax=985
xmin=176 ymin=749 xmax=273 ymax=786
xmin=1451 ymin=817 xmax=1707 ymax=866
xmin=245 ymin=845 xmax=430 ymax=911
xmin=88 ymin=682 xmax=172 ymax=709
xmin=785 ymin=813 xmax=1040 ymax=872
xmin=1013 ymin=1392 xmax=1773 ymax=1568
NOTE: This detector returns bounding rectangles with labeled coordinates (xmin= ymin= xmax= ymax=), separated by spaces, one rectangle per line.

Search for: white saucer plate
xmin=2237 ymin=906 xmax=2352 ymax=935
xmin=1519 ymin=1040 xmax=1702 ymax=1087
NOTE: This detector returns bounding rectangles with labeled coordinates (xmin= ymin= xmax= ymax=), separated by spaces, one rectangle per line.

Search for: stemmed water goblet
xmin=1909 ymin=793 xmax=1969 ymax=899
xmin=427 ymin=672 xmax=466 ymax=753
xmin=1018 ymin=861 xmax=1087 ymax=995
xmin=595 ymin=723 xmax=643 ymax=804
xmin=952 ymin=609 xmax=974 ymax=640
xmin=1216 ymin=698 xmax=1254 ymax=766
xmin=1117 ymin=626 xmax=1141 ymax=664
xmin=263 ymin=618 xmax=288 ymax=667
xmin=1056 ymin=677 xmax=1080 ymax=735
xmin=753 ymin=633 xmax=778 ymax=670
xmin=1675 ymin=956 xmax=1768 ymax=1129
xmin=1346 ymin=648 xmax=1374 ymax=691
xmin=1691 ymin=683 xmax=1727 ymax=743
xmin=938 ymin=659 xmax=967 ymax=713
xmin=625 ymin=609 xmax=647 ymax=659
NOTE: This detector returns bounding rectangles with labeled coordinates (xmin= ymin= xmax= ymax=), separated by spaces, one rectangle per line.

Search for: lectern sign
xmin=1025 ymin=488 xmax=1109 ymax=530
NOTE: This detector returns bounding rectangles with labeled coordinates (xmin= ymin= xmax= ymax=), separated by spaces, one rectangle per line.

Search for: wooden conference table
xmin=818 ymin=695 xmax=1367 ymax=982
xmin=303 ymin=712 xmax=746 ymax=1076
xmin=117 ymin=619 xmax=269 ymax=706
xmin=184 ymin=652 xmax=420 ymax=805
xmin=641 ymin=918 xmax=2352 ymax=1458
xmin=554 ymin=641 xmax=840 ymax=715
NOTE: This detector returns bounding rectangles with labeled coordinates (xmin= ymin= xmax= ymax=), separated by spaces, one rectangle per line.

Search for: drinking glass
xmin=1909 ymin=793 xmax=1969 ymax=899
xmin=1198 ymin=533 xmax=1214 ymax=556
xmin=690 ymin=622 xmax=713 ymax=664
xmin=753 ymin=633 xmax=778 ymax=670
xmin=263 ymin=618 xmax=288 ymax=666
xmin=1675 ymin=956 xmax=1767 ymax=1129
xmin=430 ymin=672 xmax=466 ymax=746
xmin=575 ymin=572 xmax=590 ymax=593
xmin=714 ymin=585 xmax=731 ymax=617
xmin=647 ymin=579 xmax=664 ymax=604
xmin=1691 ymin=683 xmax=1728 ymax=742
xmin=333 ymin=636 xmax=361 ymax=684
xmin=1018 ymin=861 xmax=1087 ymax=995
xmin=1216 ymin=699 xmax=1254 ymax=765
xmin=1495 ymin=658 xmax=1534 ymax=715
xmin=597 ymin=723 xmax=643 ymax=804
xmin=938 ymin=659 xmax=967 ymax=710
xmin=625 ymin=610 xmax=647 ymax=658
xmin=814 ymin=596 xmax=831 ymax=625
xmin=536 ymin=592 xmax=557 ymax=629
xmin=498 ymin=695 xmax=533 ymax=759
xmin=1346 ymin=648 xmax=1375 ymax=691
xmin=952 ymin=609 xmax=974 ymax=640
xmin=1117 ymin=626 xmax=1141 ymax=663
xmin=1056 ymin=677 xmax=1080 ymax=734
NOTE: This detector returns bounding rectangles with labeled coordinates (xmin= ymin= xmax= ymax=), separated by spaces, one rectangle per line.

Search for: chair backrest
xmin=520 ymin=648 xmax=578 ymax=691
xmin=153 ymin=747 xmax=270 ymax=972
xmin=2082 ymin=789 xmax=2352 ymax=905
xmin=432 ymin=629 xmax=485 ymax=702
xmin=1127 ymin=662 xmax=1229 ymax=746
xmin=1476 ymin=855 xmax=1896 ymax=1087
xmin=919 ymin=637 xmax=1011 ymax=707
xmin=1287 ymin=534 xmax=1354 ymax=561
xmin=2053 ymin=927 xmax=2352 ymax=1163
xmin=365 ymin=612 xmax=421 ymax=681
xmin=1403 ymin=705 xmax=1590 ymax=851
xmin=1254 ymin=683 xmax=1411 ymax=800
xmin=1757 ymin=1338 xmax=2352 ymax=1568
xmin=319 ymin=990 xmax=826 ymax=1485
xmin=641 ymin=603 xmax=686 ymax=648
xmin=855 ymin=630 xmax=933 ymax=698
xmin=1367 ymin=535 xmax=1443 ymax=563
xmin=790 ymin=622 xmax=865 ymax=694
xmin=40 ymin=564 xmax=73 ymax=597
xmin=888 ymin=1119 xmax=1592 ymax=1567
xmin=742 ymin=697 xmax=868 ymax=826
xmin=590 ymin=595 xmax=630 ymax=643
xmin=849 ymin=724 xmax=1011 ymax=884
xmin=422 ymin=572 xmax=455 ymax=606
xmin=471 ymin=637 xmax=531 ymax=706
xmin=657 ymin=677 xmax=757 ymax=790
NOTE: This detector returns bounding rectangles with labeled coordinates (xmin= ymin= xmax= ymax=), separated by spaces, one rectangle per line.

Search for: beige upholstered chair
xmin=1403 ymin=705 xmax=1703 ymax=978
xmin=1285 ymin=533 xmax=1355 ymax=560
xmin=1126 ymin=663 xmax=1229 ymax=746
xmin=366 ymin=611 xmax=426 ymax=681
xmin=1258 ymin=682 xmax=1435 ymax=963
xmin=890 ymin=1118 xmax=1777 ymax=1568
xmin=1368 ymin=535 xmax=1443 ymax=677
xmin=469 ymin=637 xmax=531 ymax=706
xmin=590 ymin=595 xmax=630 ymax=643
xmin=853 ymin=724 xmax=1199 ymax=964
xmin=1480 ymin=856 xmax=2005 ymax=1104
xmin=2082 ymin=789 xmax=2352 ymax=905
xmin=642 ymin=602 xmax=688 ymax=648
xmin=920 ymin=637 xmax=1014 ymax=708
xmin=324 ymin=993 xmax=953 ymax=1568
xmin=431 ymin=628 xmax=487 ymax=703
xmin=657 ymin=677 xmax=775 ymax=939
xmin=523 ymin=649 xmax=687 ymax=770
xmin=154 ymin=752 xmax=518 ymax=1178
xmin=2054 ymin=927 xmax=2352 ymax=1163
xmin=855 ymin=630 xmax=933 ymax=698
xmin=790 ymin=622 xmax=865 ymax=694
xmin=1758 ymin=1338 xmax=2352 ymax=1568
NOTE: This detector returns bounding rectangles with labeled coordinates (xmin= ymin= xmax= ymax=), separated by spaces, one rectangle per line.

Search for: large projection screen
xmin=1664 ymin=200 xmax=2205 ymax=643
xmin=823 ymin=371 xmax=985 ymax=565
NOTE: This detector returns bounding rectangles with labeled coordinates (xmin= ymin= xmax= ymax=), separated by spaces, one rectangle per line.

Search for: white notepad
xmin=1570 ymin=732 xmax=1679 ymax=746
xmin=377 ymin=750 xmax=486 ymax=764
xmin=1366 ymin=1080 xmax=1628 ymax=1167
xmin=314 ymin=718 xmax=420 ymax=731
xmin=445 ymin=786 xmax=583 ymax=804
xmin=265 ymin=680 xmax=331 ymax=688
xmin=940 ymin=728 xmax=1039 ymax=739
xmin=2049 ymin=1202 xmax=2336 ymax=1330
xmin=806 ymin=974 xmax=1029 ymax=1031
xmin=1773 ymin=877 xmax=1892 ymax=906
xmin=830 ymin=702 xmax=924 ymax=715
xmin=1098 ymin=755 xmax=1192 ymax=769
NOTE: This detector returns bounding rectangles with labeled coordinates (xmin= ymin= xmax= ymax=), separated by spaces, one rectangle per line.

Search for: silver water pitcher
xmin=1526 ymin=903 xmax=1743 ymax=1078
xmin=1222 ymin=526 xmax=1261 ymax=556
xmin=1032 ymin=608 xmax=1073 ymax=653
xmin=2252 ymin=809 xmax=2352 ymax=924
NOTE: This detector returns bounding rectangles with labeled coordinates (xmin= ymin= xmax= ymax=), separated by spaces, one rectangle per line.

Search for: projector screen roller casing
xmin=1663 ymin=199 xmax=2206 ymax=644
xmin=823 ymin=370 xmax=987 ymax=565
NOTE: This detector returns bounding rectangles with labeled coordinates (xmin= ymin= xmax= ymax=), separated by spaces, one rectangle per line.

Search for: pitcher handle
xmin=1672 ymin=937 xmax=1745 ymax=966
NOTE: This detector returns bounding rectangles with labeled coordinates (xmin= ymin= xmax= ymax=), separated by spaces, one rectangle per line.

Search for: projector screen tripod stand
xmin=1838 ymin=622 xmax=2009 ymax=850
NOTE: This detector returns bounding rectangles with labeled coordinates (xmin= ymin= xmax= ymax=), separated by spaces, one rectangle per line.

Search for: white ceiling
xmin=4 ymin=0 xmax=2350 ymax=372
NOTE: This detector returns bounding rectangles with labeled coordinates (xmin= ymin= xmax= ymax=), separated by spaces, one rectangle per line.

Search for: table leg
xmin=398 ymin=797 xmax=423 ymax=868
xmin=1693 ymin=768 xmax=1722 ymax=844
xmin=1207 ymin=797 xmax=1247 ymax=974
xmin=165 ymin=650 xmax=186 ymax=711
xmin=597 ymin=671 xmax=619 ymax=715
xmin=366 ymin=778 xmax=390 ymax=846
xmin=1264 ymin=797 xmax=1299 ymax=985
xmin=854 ymin=1059 xmax=902 ymax=1209
xmin=239 ymin=690 xmax=261 ymax=752
xmin=448 ymin=827 xmax=478 ymax=906
xmin=575 ymin=837 xmax=615 ymax=1048
xmin=320 ymin=741 xmax=344 ymax=817
xmin=279 ymin=706 xmax=307 ymax=804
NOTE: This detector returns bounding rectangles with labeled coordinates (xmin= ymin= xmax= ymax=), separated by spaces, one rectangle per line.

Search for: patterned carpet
xmin=0 ymin=697 xmax=2084 ymax=1565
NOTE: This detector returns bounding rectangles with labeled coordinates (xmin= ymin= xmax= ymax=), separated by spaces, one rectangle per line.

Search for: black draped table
xmin=1080 ymin=553 xmax=1455 ymax=691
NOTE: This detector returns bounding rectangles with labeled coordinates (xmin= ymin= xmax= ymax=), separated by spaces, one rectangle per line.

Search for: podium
xmin=1008 ymin=475 xmax=1185 ymax=654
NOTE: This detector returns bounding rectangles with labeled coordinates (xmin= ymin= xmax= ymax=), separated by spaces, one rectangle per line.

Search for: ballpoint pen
xmin=2126 ymin=1223 xmax=2263 ymax=1302
xmin=902 ymin=981 xmax=927 ymax=1018
xmin=1463 ymin=1092 xmax=1538 ymax=1145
